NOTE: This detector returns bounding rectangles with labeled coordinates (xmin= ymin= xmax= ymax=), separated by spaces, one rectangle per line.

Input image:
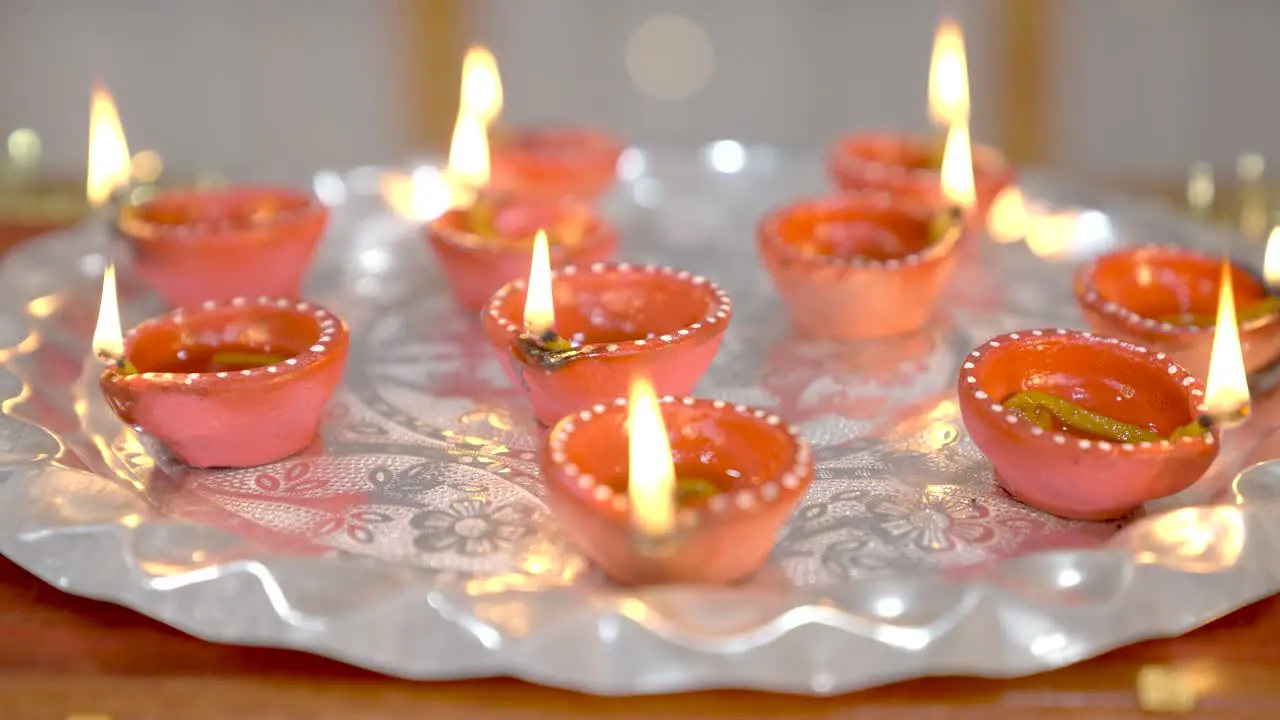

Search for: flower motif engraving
xmin=409 ymin=499 xmax=534 ymax=556
xmin=820 ymin=534 xmax=895 ymax=578
xmin=318 ymin=509 xmax=394 ymax=544
xmin=869 ymin=488 xmax=995 ymax=552
xmin=253 ymin=462 xmax=327 ymax=495
xmin=366 ymin=461 xmax=490 ymax=507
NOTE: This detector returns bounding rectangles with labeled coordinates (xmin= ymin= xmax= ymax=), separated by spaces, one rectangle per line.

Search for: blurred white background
xmin=1 ymin=0 xmax=1277 ymax=182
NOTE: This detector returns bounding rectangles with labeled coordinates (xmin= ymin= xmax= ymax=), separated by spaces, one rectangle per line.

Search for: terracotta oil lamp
xmin=958 ymin=329 xmax=1221 ymax=520
xmin=757 ymin=191 xmax=965 ymax=340
xmin=827 ymin=130 xmax=1013 ymax=222
xmin=117 ymin=185 xmax=328 ymax=307
xmin=482 ymin=238 xmax=731 ymax=426
xmin=94 ymin=263 xmax=349 ymax=468
xmin=0 ymin=175 xmax=88 ymax=254
xmin=423 ymin=58 xmax=618 ymax=311
xmin=1074 ymin=244 xmax=1280 ymax=379
xmin=427 ymin=193 xmax=617 ymax=312
xmin=488 ymin=125 xmax=625 ymax=202
xmin=827 ymin=21 xmax=1013 ymax=223
xmin=445 ymin=46 xmax=621 ymax=204
xmin=541 ymin=378 xmax=814 ymax=585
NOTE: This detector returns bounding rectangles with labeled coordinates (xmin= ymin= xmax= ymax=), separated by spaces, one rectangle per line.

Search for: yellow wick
xmin=1003 ymin=391 xmax=1206 ymax=443
xmin=675 ymin=477 xmax=723 ymax=505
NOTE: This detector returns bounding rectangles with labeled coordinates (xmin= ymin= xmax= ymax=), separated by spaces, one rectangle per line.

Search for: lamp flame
xmin=86 ymin=85 xmax=131 ymax=208
xmin=988 ymin=186 xmax=1029 ymax=243
xmin=461 ymin=46 xmax=504 ymax=126
xmin=379 ymin=167 xmax=455 ymax=222
xmin=447 ymin=111 xmax=490 ymax=193
xmin=92 ymin=261 xmax=124 ymax=365
xmin=928 ymin=19 xmax=970 ymax=127
xmin=1264 ymin=226 xmax=1280 ymax=292
xmin=445 ymin=46 xmax=500 ymax=196
xmin=384 ymin=47 xmax=502 ymax=221
xmin=522 ymin=229 xmax=556 ymax=335
xmin=1203 ymin=258 xmax=1250 ymax=419
xmin=940 ymin=120 xmax=976 ymax=211
xmin=627 ymin=376 xmax=677 ymax=538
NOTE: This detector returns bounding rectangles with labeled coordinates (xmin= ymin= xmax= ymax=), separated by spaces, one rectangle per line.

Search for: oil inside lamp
xmin=626 ymin=376 xmax=677 ymax=541
xmin=928 ymin=18 xmax=969 ymax=129
xmin=1203 ymin=257 xmax=1251 ymax=426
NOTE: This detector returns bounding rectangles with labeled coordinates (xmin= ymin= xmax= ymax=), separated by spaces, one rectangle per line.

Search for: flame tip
xmin=86 ymin=84 xmax=131 ymax=208
xmin=928 ymin=17 xmax=970 ymax=127
xmin=1204 ymin=256 xmax=1250 ymax=417
xmin=627 ymin=374 xmax=676 ymax=537
xmin=522 ymin=228 xmax=555 ymax=334
xmin=91 ymin=259 xmax=124 ymax=363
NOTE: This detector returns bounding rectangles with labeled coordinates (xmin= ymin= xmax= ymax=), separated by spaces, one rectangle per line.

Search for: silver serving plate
xmin=1 ymin=145 xmax=1279 ymax=696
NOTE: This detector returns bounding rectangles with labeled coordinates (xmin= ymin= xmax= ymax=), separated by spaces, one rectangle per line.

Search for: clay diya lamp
xmin=958 ymin=329 xmax=1219 ymax=520
xmin=487 ymin=125 xmax=625 ymax=201
xmin=757 ymin=191 xmax=965 ymax=340
xmin=116 ymin=186 xmax=328 ymax=307
xmin=542 ymin=394 xmax=814 ymax=585
xmin=98 ymin=296 xmax=348 ymax=468
xmin=0 ymin=174 xmax=88 ymax=254
xmin=482 ymin=262 xmax=732 ymax=426
xmin=1074 ymin=245 xmax=1280 ymax=379
xmin=426 ymin=193 xmax=617 ymax=312
xmin=826 ymin=131 xmax=1015 ymax=221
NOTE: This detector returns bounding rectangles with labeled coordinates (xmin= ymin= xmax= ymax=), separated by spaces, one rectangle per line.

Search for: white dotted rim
xmin=757 ymin=191 xmax=961 ymax=270
xmin=104 ymin=296 xmax=346 ymax=387
xmin=960 ymin=328 xmax=1216 ymax=454
xmin=828 ymin=130 xmax=1012 ymax=184
xmin=118 ymin=187 xmax=324 ymax=241
xmin=1076 ymin=244 xmax=1280 ymax=336
xmin=546 ymin=395 xmax=813 ymax=524
xmin=427 ymin=198 xmax=614 ymax=253
xmin=486 ymin=262 xmax=733 ymax=353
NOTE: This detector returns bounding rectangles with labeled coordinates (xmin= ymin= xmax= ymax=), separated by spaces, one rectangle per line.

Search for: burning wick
xmin=1203 ymin=256 xmax=1252 ymax=429
xmin=91 ymin=261 xmax=136 ymax=374
xmin=922 ymin=118 xmax=976 ymax=254
xmin=627 ymin=376 xmax=682 ymax=556
xmin=87 ymin=85 xmax=135 ymax=374
xmin=516 ymin=229 xmax=578 ymax=367
xmin=929 ymin=205 xmax=966 ymax=252
xmin=940 ymin=120 xmax=976 ymax=213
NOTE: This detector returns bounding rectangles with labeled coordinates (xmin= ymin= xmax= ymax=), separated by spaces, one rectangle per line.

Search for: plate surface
xmin=1 ymin=145 xmax=1278 ymax=695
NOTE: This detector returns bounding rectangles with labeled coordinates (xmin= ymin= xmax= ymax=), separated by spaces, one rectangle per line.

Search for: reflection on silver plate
xmin=1 ymin=145 xmax=1279 ymax=696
